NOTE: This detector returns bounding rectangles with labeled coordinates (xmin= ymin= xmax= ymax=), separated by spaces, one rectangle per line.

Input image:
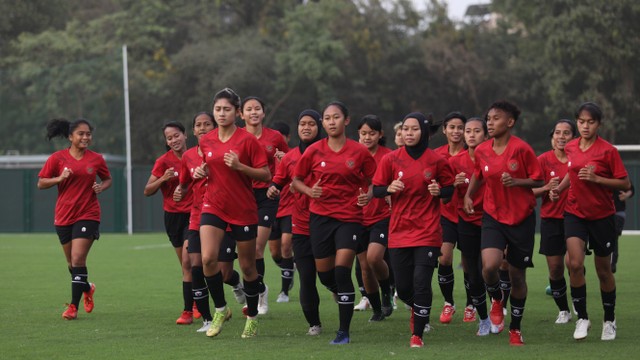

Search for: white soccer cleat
xmin=573 ymin=318 xmax=591 ymax=340
xmin=601 ymin=320 xmax=616 ymax=341
xmin=232 ymin=283 xmax=246 ymax=305
xmin=555 ymin=310 xmax=572 ymax=324
xmin=307 ymin=325 xmax=322 ymax=336
xmin=276 ymin=292 xmax=289 ymax=303
xmin=258 ymin=285 xmax=269 ymax=315
xmin=354 ymin=296 xmax=370 ymax=311
xmin=477 ymin=318 xmax=491 ymax=336
xmin=197 ymin=320 xmax=212 ymax=333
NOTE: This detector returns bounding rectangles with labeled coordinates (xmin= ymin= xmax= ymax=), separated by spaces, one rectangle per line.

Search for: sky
xmin=412 ymin=0 xmax=488 ymax=20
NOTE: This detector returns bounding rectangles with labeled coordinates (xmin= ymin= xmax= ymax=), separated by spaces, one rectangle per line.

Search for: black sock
xmin=379 ymin=278 xmax=392 ymax=307
xmin=499 ymin=269 xmax=511 ymax=306
xmin=280 ymin=257 xmax=294 ymax=295
xmin=438 ymin=264 xmax=455 ymax=305
xmin=256 ymin=258 xmax=265 ymax=279
xmin=413 ymin=303 xmax=431 ymax=337
xmin=485 ymin=281 xmax=502 ymax=302
xmin=509 ymin=296 xmax=526 ymax=330
xmin=182 ymin=281 xmax=194 ymax=311
xmin=297 ymin=255 xmax=320 ymax=327
xmin=471 ymin=283 xmax=488 ymax=319
xmin=318 ymin=270 xmax=338 ymax=294
xmin=335 ymin=266 xmax=355 ymax=333
xmin=601 ymin=288 xmax=616 ymax=322
xmin=223 ymin=270 xmax=240 ymax=287
xmin=571 ymin=284 xmax=588 ymax=319
xmin=244 ymin=278 xmax=260 ymax=317
xmin=549 ymin=278 xmax=570 ymax=312
xmin=464 ymin=272 xmax=473 ymax=307
xmin=354 ymin=259 xmax=366 ymax=297
xmin=368 ymin=291 xmax=382 ymax=313
xmin=191 ymin=266 xmax=212 ymax=321
xmin=71 ymin=266 xmax=90 ymax=307
xmin=205 ymin=272 xmax=226 ymax=309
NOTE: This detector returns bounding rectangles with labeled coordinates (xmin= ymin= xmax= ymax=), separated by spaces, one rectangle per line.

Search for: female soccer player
xmin=241 ymin=96 xmax=289 ymax=314
xmin=550 ymin=102 xmax=630 ymax=341
xmin=463 ymin=101 xmax=543 ymax=346
xmin=394 ymin=121 xmax=404 ymax=148
xmin=434 ymin=111 xmax=467 ymax=324
xmin=195 ymin=88 xmax=271 ymax=339
xmin=450 ymin=117 xmax=491 ymax=335
xmin=268 ymin=109 xmax=324 ymax=335
xmin=292 ymin=101 xmax=376 ymax=345
xmin=373 ymin=112 xmax=455 ymax=348
xmin=356 ymin=115 xmax=394 ymax=320
xmin=532 ymin=119 xmax=577 ymax=325
xmin=38 ymin=118 xmax=112 ymax=320
xmin=143 ymin=121 xmax=198 ymax=325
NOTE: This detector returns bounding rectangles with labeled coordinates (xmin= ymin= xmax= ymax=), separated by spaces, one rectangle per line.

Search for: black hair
xmin=487 ymin=100 xmax=521 ymax=122
xmin=575 ymin=102 xmax=602 ymax=123
xmin=192 ymin=112 xmax=215 ymax=129
xmin=162 ymin=120 xmax=186 ymax=134
xmin=270 ymin=121 xmax=290 ymax=137
xmin=241 ymin=96 xmax=266 ymax=113
xmin=46 ymin=118 xmax=93 ymax=141
xmin=323 ymin=101 xmax=349 ymax=118
xmin=213 ymin=87 xmax=241 ymax=110
xmin=466 ymin=116 xmax=488 ymax=135
xmin=443 ymin=111 xmax=467 ymax=126
xmin=549 ymin=119 xmax=577 ymax=138
xmin=357 ymin=114 xmax=386 ymax=146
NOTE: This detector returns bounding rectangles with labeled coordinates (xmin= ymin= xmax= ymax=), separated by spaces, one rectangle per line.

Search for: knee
xmin=548 ymin=265 xmax=564 ymax=280
xmin=201 ymin=254 xmax=217 ymax=269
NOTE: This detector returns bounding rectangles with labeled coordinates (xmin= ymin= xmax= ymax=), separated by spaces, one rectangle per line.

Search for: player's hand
xmin=463 ymin=195 xmax=474 ymax=215
xmin=267 ymin=185 xmax=280 ymax=199
xmin=92 ymin=182 xmax=104 ymax=194
xmin=173 ymin=185 xmax=183 ymax=202
xmin=59 ymin=167 xmax=73 ymax=182
xmin=309 ymin=178 xmax=322 ymax=198
xmin=224 ymin=150 xmax=240 ymax=170
xmin=578 ymin=165 xmax=597 ymax=183
xmin=454 ymin=172 xmax=468 ymax=187
xmin=387 ymin=172 xmax=405 ymax=193
xmin=501 ymin=172 xmax=516 ymax=187
xmin=274 ymin=148 xmax=285 ymax=161
xmin=193 ymin=163 xmax=208 ymax=179
xmin=161 ymin=167 xmax=175 ymax=182
xmin=356 ymin=187 xmax=370 ymax=207
xmin=428 ymin=179 xmax=440 ymax=197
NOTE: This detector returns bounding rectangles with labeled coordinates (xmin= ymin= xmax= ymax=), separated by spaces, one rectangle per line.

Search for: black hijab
xmin=402 ymin=112 xmax=431 ymax=160
xmin=297 ymin=109 xmax=323 ymax=154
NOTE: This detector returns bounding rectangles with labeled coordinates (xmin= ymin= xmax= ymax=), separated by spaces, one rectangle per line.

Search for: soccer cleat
xmin=241 ymin=318 xmax=258 ymax=338
xmin=509 ymin=329 xmax=524 ymax=346
xmin=489 ymin=299 xmax=504 ymax=328
xmin=410 ymin=335 xmax=424 ymax=348
xmin=545 ymin=285 xmax=552 ymax=296
xmin=176 ymin=310 xmax=194 ymax=325
xmin=463 ymin=305 xmax=477 ymax=322
xmin=193 ymin=303 xmax=201 ymax=319
xmin=276 ymin=292 xmax=289 ymax=303
xmin=258 ymin=285 xmax=269 ymax=315
xmin=197 ymin=320 xmax=212 ymax=333
xmin=439 ymin=302 xmax=456 ymax=324
xmin=477 ymin=318 xmax=491 ymax=336
xmin=206 ymin=307 xmax=232 ymax=337
xmin=573 ymin=318 xmax=591 ymax=340
xmin=601 ymin=320 xmax=616 ymax=341
xmin=62 ymin=303 xmax=78 ymax=320
xmin=490 ymin=321 xmax=504 ymax=334
xmin=381 ymin=305 xmax=394 ymax=317
xmin=242 ymin=305 xmax=249 ymax=317
xmin=555 ymin=310 xmax=572 ymax=324
xmin=369 ymin=312 xmax=385 ymax=322
xmin=354 ymin=296 xmax=370 ymax=311
xmin=83 ymin=283 xmax=96 ymax=313
xmin=307 ymin=325 xmax=322 ymax=336
xmin=232 ymin=283 xmax=246 ymax=305
xmin=329 ymin=330 xmax=350 ymax=345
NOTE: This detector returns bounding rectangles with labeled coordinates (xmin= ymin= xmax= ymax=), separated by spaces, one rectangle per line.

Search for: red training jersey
xmin=538 ymin=150 xmax=569 ymax=219
xmin=199 ymin=128 xmax=269 ymax=225
xmin=38 ymin=149 xmax=111 ymax=226
xmin=151 ymin=150 xmax=193 ymax=213
xmin=252 ymin=127 xmax=289 ymax=189
xmin=362 ymin=146 xmax=392 ymax=226
xmin=474 ymin=135 xmax=543 ymax=226
xmin=373 ymin=147 xmax=455 ymax=248
xmin=271 ymin=147 xmax=299 ymax=218
xmin=273 ymin=147 xmax=311 ymax=235
xmin=564 ymin=137 xmax=628 ymax=220
xmin=180 ymin=146 xmax=207 ymax=230
xmin=434 ymin=145 xmax=459 ymax=224
xmin=293 ymin=138 xmax=376 ymax=223
xmin=450 ymin=149 xmax=484 ymax=226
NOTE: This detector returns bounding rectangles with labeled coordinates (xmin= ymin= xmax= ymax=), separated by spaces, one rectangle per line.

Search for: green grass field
xmin=1 ymin=233 xmax=638 ymax=359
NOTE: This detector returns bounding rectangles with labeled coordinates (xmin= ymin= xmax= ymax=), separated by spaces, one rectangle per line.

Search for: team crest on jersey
xmin=508 ymin=160 xmax=518 ymax=171
xmin=586 ymin=163 xmax=596 ymax=172
xmin=345 ymin=159 xmax=355 ymax=169
xmin=87 ymin=167 xmax=94 ymax=174
xmin=266 ymin=145 xmax=274 ymax=152
xmin=423 ymin=169 xmax=432 ymax=179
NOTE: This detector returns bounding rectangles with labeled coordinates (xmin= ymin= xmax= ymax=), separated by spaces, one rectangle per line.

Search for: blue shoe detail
xmin=329 ymin=330 xmax=350 ymax=345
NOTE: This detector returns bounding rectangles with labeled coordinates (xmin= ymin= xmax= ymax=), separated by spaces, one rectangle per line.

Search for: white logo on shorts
xmin=379 ymin=233 xmax=385 ymax=239
xmin=524 ymin=256 xmax=530 ymax=262
xmin=244 ymin=226 xmax=249 ymax=232
xmin=352 ymin=235 xmax=357 ymax=241
xmin=264 ymin=215 xmax=269 ymax=221
xmin=227 ymin=247 xmax=232 ymax=253
xmin=81 ymin=227 xmax=86 ymax=232
xmin=428 ymin=252 xmax=433 ymax=257
xmin=606 ymin=242 xmax=611 ymax=248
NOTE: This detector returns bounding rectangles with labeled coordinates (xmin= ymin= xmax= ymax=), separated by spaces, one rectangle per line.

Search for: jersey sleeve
xmin=608 ymin=147 xmax=629 ymax=179
xmin=179 ymin=156 xmax=193 ymax=186
xmin=293 ymin=147 xmax=314 ymax=181
xmin=247 ymin=136 xmax=269 ymax=169
xmin=272 ymin=155 xmax=290 ymax=187
xmin=362 ymin=151 xmax=377 ymax=180
xmin=522 ymin=146 xmax=543 ymax=180
xmin=151 ymin=156 xmax=166 ymax=178
xmin=96 ymin=155 xmax=111 ymax=180
xmin=38 ymin=153 xmax=61 ymax=178
xmin=372 ymin=153 xmax=393 ymax=186
xmin=276 ymin=135 xmax=290 ymax=154
xmin=437 ymin=157 xmax=456 ymax=186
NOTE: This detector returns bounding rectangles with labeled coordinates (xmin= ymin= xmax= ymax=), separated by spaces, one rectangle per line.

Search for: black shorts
xmin=164 ymin=212 xmax=190 ymax=248
xmin=254 ymin=188 xmax=279 ymax=228
xmin=309 ymin=213 xmax=364 ymax=259
xmin=389 ymin=246 xmax=440 ymax=269
xmin=200 ymin=213 xmax=257 ymax=241
xmin=360 ymin=218 xmax=390 ymax=254
xmin=55 ymin=220 xmax=100 ymax=245
xmin=187 ymin=229 xmax=238 ymax=261
xmin=539 ymin=218 xmax=566 ymax=256
xmin=292 ymin=233 xmax=314 ymax=259
xmin=481 ymin=212 xmax=535 ymax=269
xmin=269 ymin=216 xmax=292 ymax=240
xmin=564 ymin=212 xmax=616 ymax=257
xmin=441 ymin=216 xmax=459 ymax=245
xmin=614 ymin=213 xmax=625 ymax=236
xmin=457 ymin=217 xmax=481 ymax=257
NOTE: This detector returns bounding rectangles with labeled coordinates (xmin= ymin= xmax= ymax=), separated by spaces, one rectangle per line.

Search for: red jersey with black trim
xmin=38 ymin=149 xmax=111 ymax=226
xmin=271 ymin=147 xmax=299 ymax=218
xmin=199 ymin=128 xmax=269 ymax=225
xmin=252 ymin=127 xmax=289 ymax=189
xmin=538 ymin=150 xmax=569 ymax=219
xmin=151 ymin=150 xmax=193 ymax=213
xmin=373 ymin=147 xmax=455 ymax=248
xmin=434 ymin=145 xmax=459 ymax=223
xmin=180 ymin=146 xmax=206 ymax=231
xmin=473 ymin=135 xmax=543 ymax=226
xmin=293 ymin=138 xmax=376 ymax=223
xmin=564 ymin=137 xmax=628 ymax=220
xmin=450 ymin=149 xmax=484 ymax=226
xmin=363 ymin=146 xmax=392 ymax=226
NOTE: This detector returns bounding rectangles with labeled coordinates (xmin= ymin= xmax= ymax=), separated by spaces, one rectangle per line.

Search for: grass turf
xmin=1 ymin=233 xmax=638 ymax=359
